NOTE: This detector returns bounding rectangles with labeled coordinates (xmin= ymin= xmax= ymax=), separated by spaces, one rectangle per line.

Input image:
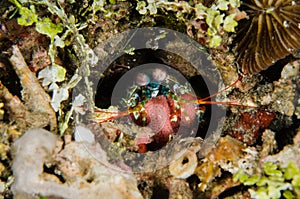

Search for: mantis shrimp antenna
xmin=181 ymin=76 xmax=257 ymax=108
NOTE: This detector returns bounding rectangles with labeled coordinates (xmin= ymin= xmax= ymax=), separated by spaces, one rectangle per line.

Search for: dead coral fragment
xmin=195 ymin=136 xmax=258 ymax=191
xmin=9 ymin=45 xmax=57 ymax=131
xmin=262 ymin=128 xmax=300 ymax=168
xmin=0 ymin=81 xmax=27 ymax=128
xmin=12 ymin=128 xmax=142 ymax=199
xmin=235 ymin=0 xmax=300 ymax=74
xmin=261 ymin=129 xmax=277 ymax=158
xmin=271 ymin=60 xmax=299 ymax=117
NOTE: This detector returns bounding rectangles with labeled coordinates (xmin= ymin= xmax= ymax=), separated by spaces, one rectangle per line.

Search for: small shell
xmin=169 ymin=150 xmax=198 ymax=179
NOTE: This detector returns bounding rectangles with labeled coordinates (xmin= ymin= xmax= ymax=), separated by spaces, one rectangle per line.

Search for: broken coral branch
xmin=9 ymin=45 xmax=57 ymax=132
xmin=0 ymin=80 xmax=27 ymax=129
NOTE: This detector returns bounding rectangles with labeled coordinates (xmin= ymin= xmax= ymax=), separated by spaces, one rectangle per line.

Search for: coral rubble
xmin=12 ymin=128 xmax=142 ymax=199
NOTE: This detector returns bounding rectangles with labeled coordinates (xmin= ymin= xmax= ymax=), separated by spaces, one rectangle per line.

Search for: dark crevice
xmin=43 ymin=164 xmax=66 ymax=183
xmin=151 ymin=183 xmax=169 ymax=199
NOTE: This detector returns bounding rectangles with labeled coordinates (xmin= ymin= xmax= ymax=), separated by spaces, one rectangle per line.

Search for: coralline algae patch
xmin=228 ymin=110 xmax=275 ymax=145
xmin=194 ymin=136 xmax=258 ymax=192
